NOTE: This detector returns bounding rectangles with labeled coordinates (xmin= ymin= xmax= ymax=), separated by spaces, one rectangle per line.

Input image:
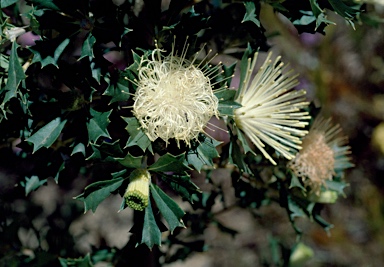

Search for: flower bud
xmin=308 ymin=190 xmax=338 ymax=203
xmin=4 ymin=27 xmax=26 ymax=42
xmin=124 ymin=169 xmax=151 ymax=211
xmin=289 ymin=242 xmax=314 ymax=267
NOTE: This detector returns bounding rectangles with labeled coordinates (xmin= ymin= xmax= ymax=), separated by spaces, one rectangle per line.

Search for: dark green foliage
xmin=0 ymin=0 xmax=362 ymax=265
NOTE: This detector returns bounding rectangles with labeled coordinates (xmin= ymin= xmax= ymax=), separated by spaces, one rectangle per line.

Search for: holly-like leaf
xmin=327 ymin=0 xmax=361 ymax=28
xmin=141 ymin=200 xmax=162 ymax=249
xmin=308 ymin=0 xmax=338 ymax=30
xmin=159 ymin=174 xmax=201 ymax=203
xmin=292 ymin=11 xmax=316 ymax=26
xmin=313 ymin=212 xmax=334 ymax=234
xmin=91 ymin=62 xmax=102 ymax=84
xmin=288 ymin=196 xmax=315 ymax=222
xmin=214 ymin=89 xmax=241 ymax=116
xmin=236 ymin=43 xmax=253 ymax=99
xmin=150 ymin=184 xmax=185 ymax=233
xmin=103 ymin=76 xmax=130 ymax=104
xmin=1 ymin=42 xmax=26 ymax=106
xmin=222 ymin=62 xmax=236 ymax=87
xmin=79 ymin=33 xmax=96 ymax=60
xmin=21 ymin=176 xmax=47 ymax=196
xmin=325 ymin=180 xmax=349 ymax=195
xmin=71 ymin=143 xmax=86 ymax=156
xmin=228 ymin=128 xmax=251 ymax=174
xmin=26 ymin=117 xmax=67 ymax=153
xmin=186 ymin=137 xmax=221 ymax=172
xmin=87 ymin=144 xmax=102 ymax=160
xmin=127 ymin=50 xmax=142 ymax=74
xmin=116 ymin=152 xmax=143 ymax=169
xmin=289 ymin=173 xmax=306 ymax=191
xmin=242 ymin=1 xmax=260 ymax=27
xmin=74 ymin=177 xmax=125 ymax=213
xmin=149 ymin=153 xmax=191 ymax=173
xmin=29 ymin=0 xmax=59 ymax=10
xmin=87 ymin=109 xmax=112 ymax=144
xmin=123 ymin=117 xmax=152 ymax=152
xmin=287 ymin=196 xmax=306 ymax=220
xmin=54 ymin=161 xmax=65 ymax=183
xmin=0 ymin=0 xmax=18 ymax=8
xmin=86 ymin=139 xmax=124 ymax=160
xmin=30 ymin=38 xmax=70 ymax=68
xmin=236 ymin=127 xmax=253 ymax=155
xmin=59 ymin=254 xmax=93 ymax=267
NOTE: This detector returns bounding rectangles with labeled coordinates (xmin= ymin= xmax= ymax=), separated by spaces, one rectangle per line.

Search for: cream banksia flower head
xmin=132 ymin=40 xmax=220 ymax=147
xmin=234 ymin=52 xmax=311 ymax=165
xmin=287 ymin=116 xmax=353 ymax=194
xmin=124 ymin=169 xmax=151 ymax=211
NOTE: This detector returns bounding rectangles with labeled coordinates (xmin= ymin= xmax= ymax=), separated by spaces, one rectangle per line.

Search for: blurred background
xmin=1 ymin=1 xmax=384 ymax=267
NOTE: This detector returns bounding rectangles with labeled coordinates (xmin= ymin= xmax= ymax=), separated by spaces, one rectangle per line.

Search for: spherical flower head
xmin=287 ymin=116 xmax=353 ymax=194
xmin=234 ymin=52 xmax=310 ymax=165
xmin=132 ymin=47 xmax=219 ymax=147
xmin=124 ymin=169 xmax=151 ymax=211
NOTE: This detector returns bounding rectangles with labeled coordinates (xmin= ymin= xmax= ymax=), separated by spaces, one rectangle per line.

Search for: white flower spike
xmin=132 ymin=40 xmax=220 ymax=147
xmin=234 ymin=52 xmax=311 ymax=165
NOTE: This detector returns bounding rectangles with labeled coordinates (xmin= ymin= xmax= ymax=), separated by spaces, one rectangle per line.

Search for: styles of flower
xmin=287 ymin=116 xmax=353 ymax=194
xmin=132 ymin=43 xmax=219 ymax=147
xmin=234 ymin=52 xmax=311 ymax=165
xmin=124 ymin=168 xmax=151 ymax=211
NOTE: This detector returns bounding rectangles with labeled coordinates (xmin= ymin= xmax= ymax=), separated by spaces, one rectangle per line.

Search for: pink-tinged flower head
xmin=234 ymin=52 xmax=311 ymax=165
xmin=288 ymin=116 xmax=353 ymax=194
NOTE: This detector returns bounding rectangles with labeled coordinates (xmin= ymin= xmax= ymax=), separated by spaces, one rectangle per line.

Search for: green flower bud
xmin=124 ymin=169 xmax=151 ymax=211
xmin=308 ymin=190 xmax=338 ymax=203
xmin=289 ymin=242 xmax=314 ymax=267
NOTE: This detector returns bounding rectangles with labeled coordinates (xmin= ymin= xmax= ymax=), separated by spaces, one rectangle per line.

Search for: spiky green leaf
xmin=116 ymin=153 xmax=143 ymax=169
xmin=0 ymin=0 xmax=18 ymax=8
xmin=59 ymin=254 xmax=93 ymax=267
xmin=236 ymin=43 xmax=253 ymax=98
xmin=123 ymin=117 xmax=152 ymax=152
xmin=74 ymin=177 xmax=125 ymax=213
xmin=1 ymin=42 xmax=26 ymax=106
xmin=159 ymin=174 xmax=201 ymax=203
xmin=186 ymin=137 xmax=221 ymax=172
xmin=228 ymin=127 xmax=251 ymax=174
xmin=26 ymin=117 xmax=67 ymax=153
xmin=21 ymin=176 xmax=47 ymax=196
xmin=87 ymin=109 xmax=112 ymax=144
xmin=79 ymin=33 xmax=96 ymax=60
xmin=29 ymin=0 xmax=59 ymax=10
xmin=242 ymin=1 xmax=260 ymax=27
xmin=30 ymin=38 xmax=70 ymax=68
xmin=71 ymin=143 xmax=86 ymax=156
xmin=54 ymin=161 xmax=65 ymax=183
xmin=150 ymin=184 xmax=185 ymax=233
xmin=141 ymin=200 xmax=162 ymax=249
xmin=149 ymin=153 xmax=191 ymax=173
xmin=214 ymin=89 xmax=241 ymax=116
xmin=103 ymin=76 xmax=130 ymax=104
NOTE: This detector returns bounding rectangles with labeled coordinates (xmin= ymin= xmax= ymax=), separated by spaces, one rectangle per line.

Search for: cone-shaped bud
xmin=124 ymin=169 xmax=151 ymax=211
